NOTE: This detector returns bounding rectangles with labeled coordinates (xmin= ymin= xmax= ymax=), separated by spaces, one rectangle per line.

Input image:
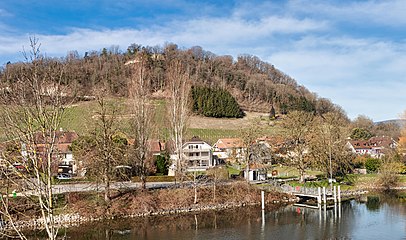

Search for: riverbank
xmin=0 ymin=181 xmax=296 ymax=233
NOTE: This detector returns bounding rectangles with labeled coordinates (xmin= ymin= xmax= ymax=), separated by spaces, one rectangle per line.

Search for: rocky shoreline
xmin=3 ymin=185 xmax=403 ymax=233
xmin=1 ymin=197 xmax=298 ymax=232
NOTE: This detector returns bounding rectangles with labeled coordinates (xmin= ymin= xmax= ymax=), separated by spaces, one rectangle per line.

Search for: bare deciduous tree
xmin=309 ymin=112 xmax=352 ymax=180
xmin=128 ymin=54 xmax=155 ymax=189
xmin=167 ymin=60 xmax=190 ymax=181
xmin=241 ymin=119 xmax=262 ymax=182
xmin=92 ymin=97 xmax=125 ymax=206
xmin=282 ymin=111 xmax=314 ymax=183
xmin=0 ymin=38 xmax=67 ymax=239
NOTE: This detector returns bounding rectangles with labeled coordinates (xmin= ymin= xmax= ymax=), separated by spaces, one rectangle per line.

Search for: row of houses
xmin=1 ymin=128 xmax=398 ymax=179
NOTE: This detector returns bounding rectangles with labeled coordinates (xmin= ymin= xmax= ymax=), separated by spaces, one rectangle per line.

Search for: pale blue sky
xmin=1 ymin=0 xmax=405 ymax=121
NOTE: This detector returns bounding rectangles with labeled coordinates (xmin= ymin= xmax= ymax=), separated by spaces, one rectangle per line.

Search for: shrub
xmin=365 ymin=158 xmax=380 ymax=173
xmin=155 ymin=153 xmax=169 ymax=175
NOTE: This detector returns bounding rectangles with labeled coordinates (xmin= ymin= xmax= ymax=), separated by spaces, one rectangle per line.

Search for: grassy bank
xmin=3 ymin=182 xmax=291 ymax=227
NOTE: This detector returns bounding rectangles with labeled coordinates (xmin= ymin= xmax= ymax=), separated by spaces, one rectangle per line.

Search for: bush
xmin=155 ymin=154 xmax=169 ymax=175
xmin=365 ymin=158 xmax=380 ymax=173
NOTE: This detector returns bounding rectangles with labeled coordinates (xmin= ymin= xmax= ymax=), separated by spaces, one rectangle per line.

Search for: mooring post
xmin=333 ymin=186 xmax=337 ymax=203
xmin=317 ymin=187 xmax=322 ymax=204
xmin=322 ymin=187 xmax=326 ymax=203
xmin=338 ymin=185 xmax=341 ymax=203
xmin=261 ymin=190 xmax=265 ymax=210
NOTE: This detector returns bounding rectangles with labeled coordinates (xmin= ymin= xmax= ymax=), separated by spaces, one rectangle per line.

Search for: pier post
xmin=334 ymin=202 xmax=337 ymax=219
xmin=333 ymin=186 xmax=337 ymax=203
xmin=322 ymin=187 xmax=326 ymax=203
xmin=337 ymin=186 xmax=341 ymax=202
xmin=317 ymin=187 xmax=322 ymax=204
xmin=261 ymin=191 xmax=265 ymax=210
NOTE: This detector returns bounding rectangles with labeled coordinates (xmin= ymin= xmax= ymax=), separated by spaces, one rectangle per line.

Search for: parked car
xmin=57 ymin=173 xmax=72 ymax=180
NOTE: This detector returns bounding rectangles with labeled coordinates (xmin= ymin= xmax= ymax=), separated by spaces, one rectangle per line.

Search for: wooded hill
xmin=0 ymin=43 xmax=344 ymax=117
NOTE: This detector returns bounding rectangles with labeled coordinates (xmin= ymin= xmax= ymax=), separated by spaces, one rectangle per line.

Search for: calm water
xmin=29 ymin=194 xmax=406 ymax=240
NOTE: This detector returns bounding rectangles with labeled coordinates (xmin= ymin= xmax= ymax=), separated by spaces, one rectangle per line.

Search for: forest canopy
xmin=0 ymin=43 xmax=345 ymax=118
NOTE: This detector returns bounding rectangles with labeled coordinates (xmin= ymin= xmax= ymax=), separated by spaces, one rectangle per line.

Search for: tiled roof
xmin=349 ymin=136 xmax=395 ymax=150
xmin=128 ymin=139 xmax=164 ymax=153
xmin=215 ymin=138 xmax=243 ymax=149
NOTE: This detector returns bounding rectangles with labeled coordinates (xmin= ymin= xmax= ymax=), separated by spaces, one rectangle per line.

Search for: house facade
xmin=347 ymin=136 xmax=397 ymax=158
xmin=168 ymin=138 xmax=214 ymax=176
xmin=55 ymin=130 xmax=79 ymax=175
xmin=20 ymin=130 xmax=79 ymax=176
xmin=212 ymin=138 xmax=245 ymax=163
xmin=183 ymin=139 xmax=214 ymax=171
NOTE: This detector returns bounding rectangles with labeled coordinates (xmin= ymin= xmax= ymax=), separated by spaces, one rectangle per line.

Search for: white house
xmin=168 ymin=137 xmax=214 ymax=176
xmin=243 ymin=163 xmax=267 ymax=181
xmin=347 ymin=136 xmax=397 ymax=158
xmin=182 ymin=138 xmax=214 ymax=171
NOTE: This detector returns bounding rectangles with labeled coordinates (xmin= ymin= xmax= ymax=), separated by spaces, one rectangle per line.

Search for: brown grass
xmin=65 ymin=182 xmax=289 ymax=218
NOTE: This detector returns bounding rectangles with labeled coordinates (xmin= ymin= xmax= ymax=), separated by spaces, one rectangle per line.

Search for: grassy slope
xmin=58 ymin=98 xmax=284 ymax=143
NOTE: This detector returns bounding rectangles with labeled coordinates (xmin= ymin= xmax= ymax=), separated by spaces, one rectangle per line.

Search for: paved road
xmin=10 ymin=181 xmax=177 ymax=196
xmin=52 ymin=181 xmax=176 ymax=194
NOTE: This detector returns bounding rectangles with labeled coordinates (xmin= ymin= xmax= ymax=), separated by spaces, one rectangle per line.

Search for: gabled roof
xmin=368 ymin=136 xmax=395 ymax=148
xmin=35 ymin=130 xmax=79 ymax=153
xmin=214 ymin=138 xmax=243 ymax=149
xmin=348 ymin=136 xmax=396 ymax=150
xmin=348 ymin=140 xmax=371 ymax=150
xmin=34 ymin=130 xmax=78 ymax=145
xmin=128 ymin=139 xmax=165 ymax=153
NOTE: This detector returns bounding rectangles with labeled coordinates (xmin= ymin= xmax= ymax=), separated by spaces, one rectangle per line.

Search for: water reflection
xmin=21 ymin=193 xmax=406 ymax=240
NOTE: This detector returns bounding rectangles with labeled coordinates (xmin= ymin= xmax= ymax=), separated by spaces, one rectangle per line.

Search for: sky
xmin=0 ymin=0 xmax=405 ymax=122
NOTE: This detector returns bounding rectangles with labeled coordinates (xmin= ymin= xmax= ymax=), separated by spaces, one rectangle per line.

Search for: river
xmin=25 ymin=193 xmax=406 ymax=240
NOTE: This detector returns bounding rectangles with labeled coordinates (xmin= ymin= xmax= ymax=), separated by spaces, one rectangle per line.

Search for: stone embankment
xmin=0 ymin=197 xmax=297 ymax=231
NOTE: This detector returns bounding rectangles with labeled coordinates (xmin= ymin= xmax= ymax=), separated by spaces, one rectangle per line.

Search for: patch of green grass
xmin=227 ymin=165 xmax=241 ymax=176
xmin=2 ymin=98 xmax=286 ymax=143
xmin=187 ymin=128 xmax=241 ymax=144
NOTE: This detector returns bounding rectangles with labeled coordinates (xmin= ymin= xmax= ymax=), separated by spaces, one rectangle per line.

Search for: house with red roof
xmin=347 ymin=136 xmax=397 ymax=158
xmin=212 ymin=138 xmax=245 ymax=163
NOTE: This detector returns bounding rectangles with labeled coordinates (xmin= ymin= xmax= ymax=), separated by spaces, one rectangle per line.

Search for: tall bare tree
xmin=70 ymin=97 xmax=128 ymax=206
xmin=167 ymin=60 xmax=190 ymax=181
xmin=241 ymin=119 xmax=262 ymax=182
xmin=309 ymin=112 xmax=352 ymax=180
xmin=282 ymin=111 xmax=314 ymax=183
xmin=92 ymin=97 xmax=124 ymax=206
xmin=128 ymin=54 xmax=155 ymax=189
xmin=0 ymin=38 xmax=67 ymax=239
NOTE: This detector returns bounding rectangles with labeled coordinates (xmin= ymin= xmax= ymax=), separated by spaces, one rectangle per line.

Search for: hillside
xmin=0 ymin=43 xmax=343 ymax=116
xmin=58 ymin=98 xmax=283 ymax=144
xmin=376 ymin=119 xmax=406 ymax=128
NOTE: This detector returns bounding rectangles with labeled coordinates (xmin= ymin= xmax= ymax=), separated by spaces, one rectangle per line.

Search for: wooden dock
xmin=281 ymin=185 xmax=342 ymax=204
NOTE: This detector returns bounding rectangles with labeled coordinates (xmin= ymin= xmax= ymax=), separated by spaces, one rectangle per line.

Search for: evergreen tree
xmin=191 ymin=86 xmax=244 ymax=118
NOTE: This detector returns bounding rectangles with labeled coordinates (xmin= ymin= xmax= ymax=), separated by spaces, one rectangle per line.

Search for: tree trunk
xmin=104 ymin=173 xmax=110 ymax=205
